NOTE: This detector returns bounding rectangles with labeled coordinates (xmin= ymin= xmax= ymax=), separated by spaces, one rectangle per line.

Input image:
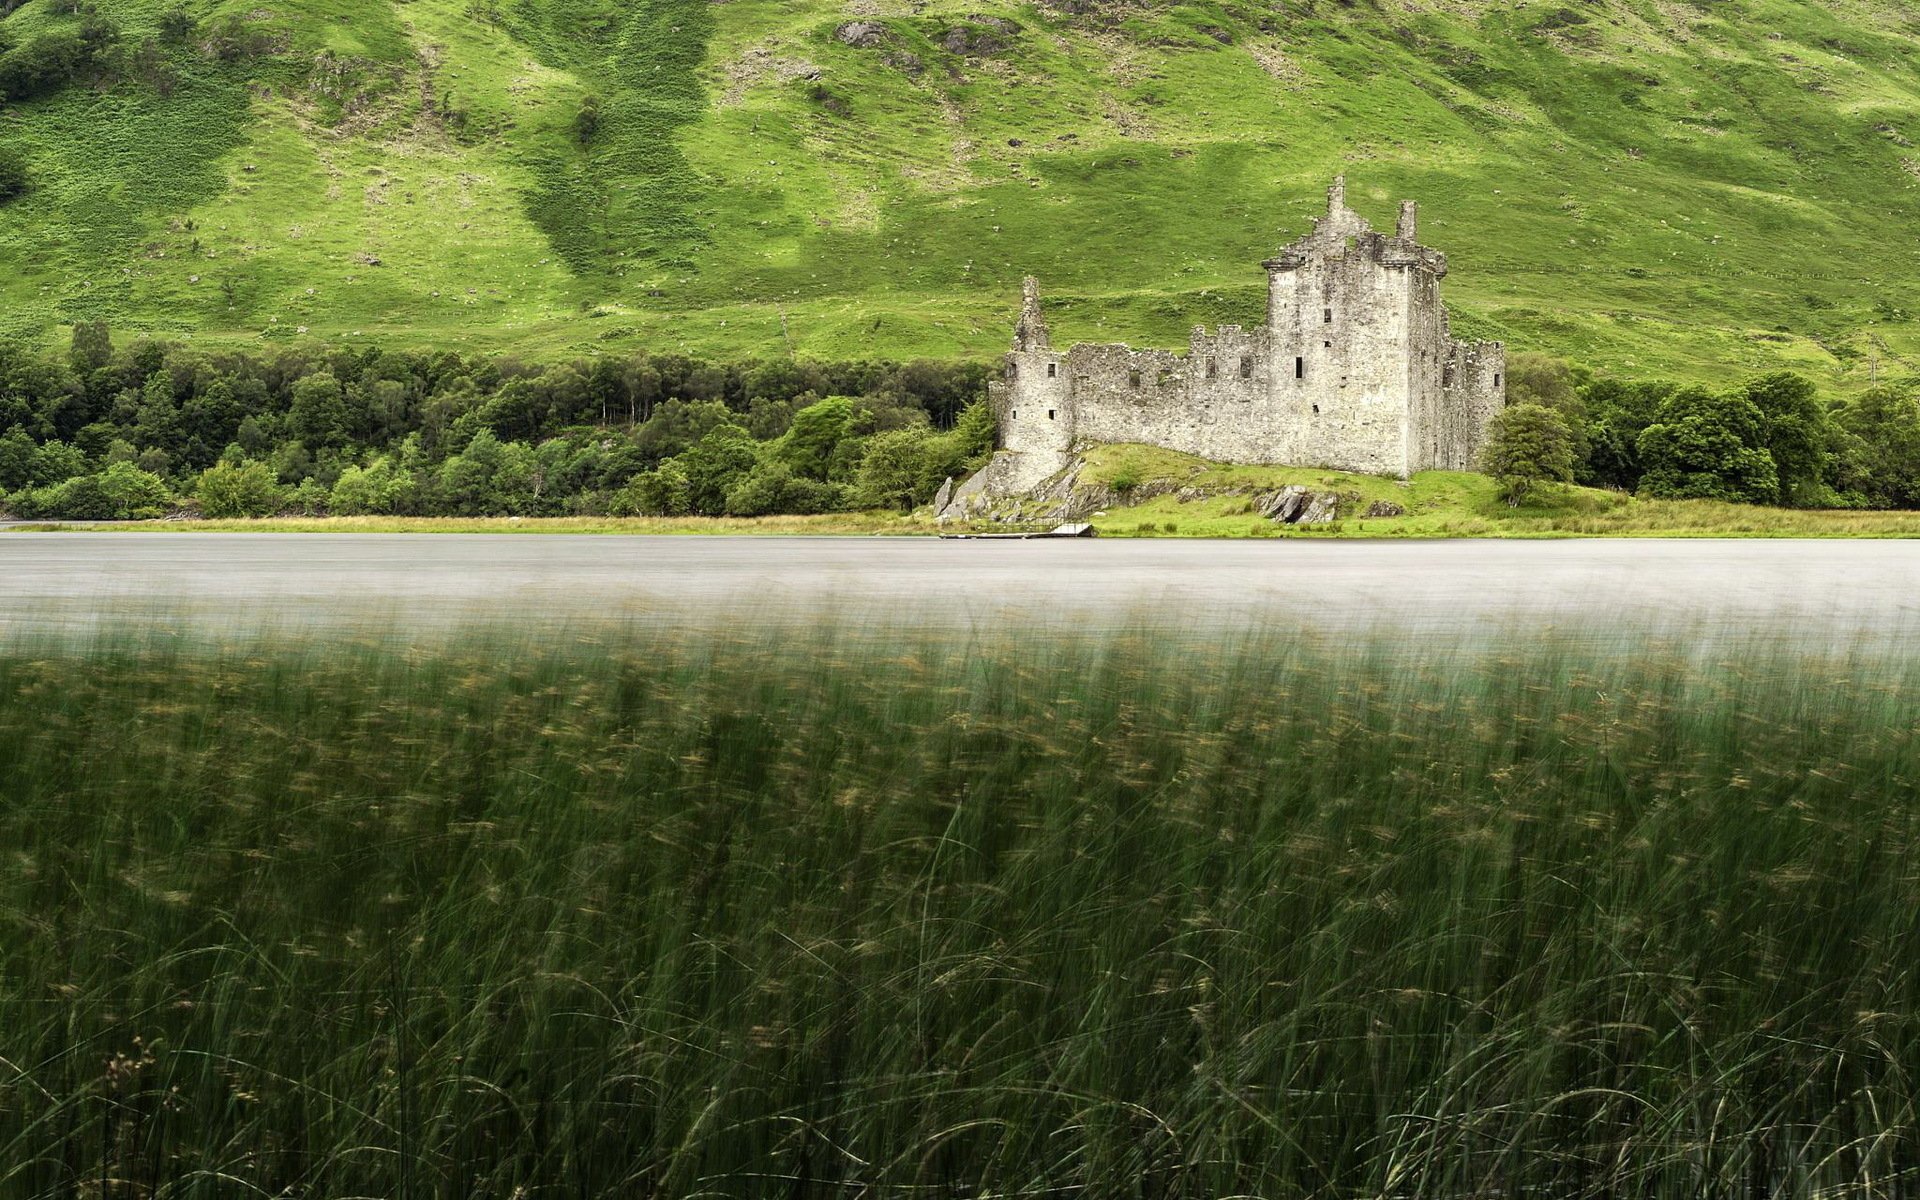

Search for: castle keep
xmin=978 ymin=178 xmax=1504 ymax=493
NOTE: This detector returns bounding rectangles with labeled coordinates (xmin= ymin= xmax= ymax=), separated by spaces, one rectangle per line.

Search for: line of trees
xmin=0 ymin=325 xmax=995 ymax=519
xmin=1482 ymin=354 xmax=1920 ymax=509
xmin=7 ymin=329 xmax=1920 ymax=521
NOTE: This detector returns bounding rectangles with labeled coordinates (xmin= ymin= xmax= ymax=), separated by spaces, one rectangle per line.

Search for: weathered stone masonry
xmin=970 ymin=178 xmax=1504 ymax=499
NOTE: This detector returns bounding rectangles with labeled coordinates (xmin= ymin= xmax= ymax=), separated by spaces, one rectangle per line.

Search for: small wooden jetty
xmin=940 ymin=523 xmax=1096 ymax=541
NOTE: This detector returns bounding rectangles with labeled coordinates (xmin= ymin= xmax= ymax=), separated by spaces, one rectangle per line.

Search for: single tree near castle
xmin=1482 ymin=403 xmax=1576 ymax=506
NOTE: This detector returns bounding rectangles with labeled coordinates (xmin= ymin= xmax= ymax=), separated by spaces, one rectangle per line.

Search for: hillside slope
xmin=2 ymin=0 xmax=1919 ymax=381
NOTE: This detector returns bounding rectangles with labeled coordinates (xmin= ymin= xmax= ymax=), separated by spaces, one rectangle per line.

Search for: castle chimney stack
xmin=1397 ymin=200 xmax=1418 ymax=241
xmin=1327 ymin=175 xmax=1347 ymax=212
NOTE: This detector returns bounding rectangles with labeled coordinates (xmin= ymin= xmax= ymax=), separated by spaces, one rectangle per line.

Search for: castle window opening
xmin=1294 ymin=357 xmax=1304 ymax=380
xmin=1048 ymin=363 xmax=1057 ymax=378
xmin=1007 ymin=362 xmax=1017 ymax=380
xmin=1324 ymin=308 xmax=1333 ymax=324
xmin=1129 ymin=369 xmax=1141 ymax=389
xmin=1205 ymin=357 xmax=1217 ymax=380
xmin=1048 ymin=409 xmax=1056 ymax=420
xmin=1324 ymin=340 xmax=1332 ymax=349
xmin=1443 ymin=366 xmax=1455 ymax=387
xmin=1312 ymin=404 xmax=1320 ymax=415
xmin=1493 ymin=373 xmax=1501 ymax=388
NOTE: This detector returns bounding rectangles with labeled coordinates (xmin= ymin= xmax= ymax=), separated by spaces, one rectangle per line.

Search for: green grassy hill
xmin=3 ymin=0 xmax=1920 ymax=381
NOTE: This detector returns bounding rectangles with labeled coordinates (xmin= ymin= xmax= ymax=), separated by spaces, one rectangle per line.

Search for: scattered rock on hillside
xmin=939 ymin=18 xmax=1018 ymax=56
xmin=1297 ymin=493 xmax=1340 ymax=524
xmin=834 ymin=21 xmax=887 ymax=48
xmin=1255 ymin=485 xmax=1353 ymax=524
xmin=719 ymin=50 xmax=825 ymax=107
xmin=1364 ymin=499 xmax=1404 ymax=517
xmin=1256 ymin=485 xmax=1309 ymax=521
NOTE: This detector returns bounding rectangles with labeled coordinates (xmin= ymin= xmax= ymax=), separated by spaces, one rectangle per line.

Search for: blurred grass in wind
xmin=2 ymin=625 xmax=1917 ymax=1196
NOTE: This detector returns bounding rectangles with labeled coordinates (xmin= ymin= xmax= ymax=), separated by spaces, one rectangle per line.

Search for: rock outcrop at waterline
xmin=937 ymin=454 xmax=1375 ymax=527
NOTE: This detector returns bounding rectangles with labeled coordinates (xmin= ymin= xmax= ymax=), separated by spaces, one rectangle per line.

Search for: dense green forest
xmin=4 ymin=329 xmax=1920 ymax=519
xmin=0 ymin=326 xmax=996 ymax=519
xmin=1484 ymin=356 xmax=1920 ymax=510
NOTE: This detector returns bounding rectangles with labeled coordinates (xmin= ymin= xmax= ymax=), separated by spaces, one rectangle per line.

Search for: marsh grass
xmin=3 ymin=626 xmax=1919 ymax=1196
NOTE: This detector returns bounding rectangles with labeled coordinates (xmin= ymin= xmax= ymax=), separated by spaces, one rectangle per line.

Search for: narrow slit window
xmin=1008 ymin=362 xmax=1018 ymax=380
xmin=1047 ymin=363 xmax=1057 ymax=379
xmin=1312 ymin=404 xmax=1320 ymax=415
xmin=1129 ymin=369 xmax=1142 ymax=389
xmin=1047 ymin=409 xmax=1056 ymax=421
xmin=1294 ymin=357 xmax=1305 ymax=380
xmin=1205 ymin=357 xmax=1217 ymax=380
xmin=1493 ymin=373 xmax=1501 ymax=388
xmin=1443 ymin=366 xmax=1455 ymax=388
xmin=1239 ymin=354 xmax=1253 ymax=379
xmin=1324 ymin=340 xmax=1332 ymax=349
xmin=1323 ymin=308 xmax=1333 ymax=324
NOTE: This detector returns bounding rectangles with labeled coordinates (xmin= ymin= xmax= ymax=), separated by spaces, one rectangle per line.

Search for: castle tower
xmin=1261 ymin=178 xmax=1498 ymax=476
xmin=987 ymin=277 xmax=1074 ymax=483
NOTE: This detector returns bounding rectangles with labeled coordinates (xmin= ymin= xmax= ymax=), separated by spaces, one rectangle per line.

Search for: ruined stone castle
xmin=958 ymin=178 xmax=1504 ymax=504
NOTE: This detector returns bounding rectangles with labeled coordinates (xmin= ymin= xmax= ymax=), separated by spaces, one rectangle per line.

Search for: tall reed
xmin=2 ymin=627 xmax=1916 ymax=1197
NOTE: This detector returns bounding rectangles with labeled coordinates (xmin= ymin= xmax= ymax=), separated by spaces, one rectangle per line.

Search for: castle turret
xmin=1012 ymin=276 xmax=1051 ymax=352
xmin=1396 ymin=200 xmax=1417 ymax=241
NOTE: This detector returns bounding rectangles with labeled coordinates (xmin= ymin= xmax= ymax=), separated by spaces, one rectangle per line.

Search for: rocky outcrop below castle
xmin=939 ymin=449 xmax=1406 ymax=527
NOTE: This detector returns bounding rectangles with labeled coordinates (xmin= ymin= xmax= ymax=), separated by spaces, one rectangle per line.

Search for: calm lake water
xmin=4 ymin=533 xmax=1919 ymax=647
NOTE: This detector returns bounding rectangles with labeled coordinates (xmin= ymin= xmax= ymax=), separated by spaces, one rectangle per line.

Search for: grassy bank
xmin=4 ymin=628 xmax=1919 ymax=1195
xmin=1029 ymin=444 xmax=1920 ymax=538
xmin=0 ymin=512 xmax=925 ymax=535
xmin=17 ymin=445 xmax=1920 ymax=536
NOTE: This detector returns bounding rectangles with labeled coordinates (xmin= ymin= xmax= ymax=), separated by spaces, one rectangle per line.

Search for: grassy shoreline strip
xmin=12 ymin=503 xmax=1920 ymax=537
